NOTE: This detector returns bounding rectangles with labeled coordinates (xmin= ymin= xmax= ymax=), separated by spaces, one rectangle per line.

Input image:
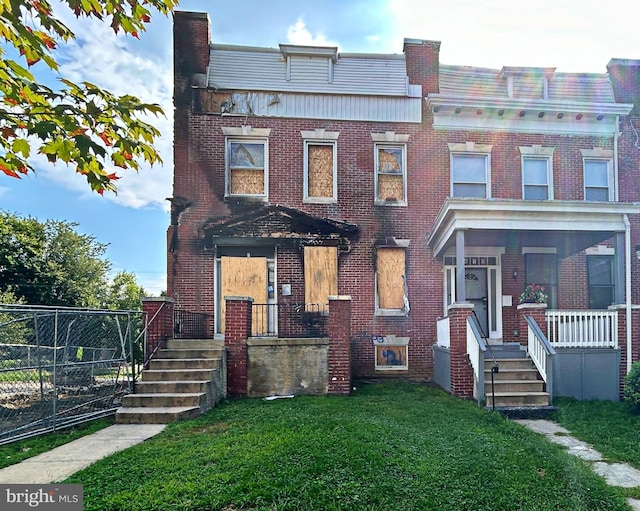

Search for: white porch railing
xmin=437 ymin=316 xmax=450 ymax=348
xmin=466 ymin=316 xmax=486 ymax=401
xmin=546 ymin=310 xmax=618 ymax=348
xmin=525 ymin=316 xmax=556 ymax=390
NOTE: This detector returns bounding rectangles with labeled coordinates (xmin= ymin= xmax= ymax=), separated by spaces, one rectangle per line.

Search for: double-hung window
xmin=520 ymin=146 xmax=554 ymax=200
xmin=302 ymin=129 xmax=339 ymax=203
xmin=223 ymin=127 xmax=271 ymax=200
xmin=581 ymin=148 xmax=614 ymax=201
xmin=584 ymin=159 xmax=613 ymax=201
xmin=448 ymin=143 xmax=492 ymax=198
xmin=587 ymin=255 xmax=615 ymax=309
xmin=372 ymin=132 xmax=410 ymax=206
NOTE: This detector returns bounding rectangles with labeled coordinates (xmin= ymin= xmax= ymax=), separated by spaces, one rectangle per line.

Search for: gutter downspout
xmin=625 ymin=214 xmax=632 ymax=373
xmin=614 ymin=116 xmax=620 ymax=201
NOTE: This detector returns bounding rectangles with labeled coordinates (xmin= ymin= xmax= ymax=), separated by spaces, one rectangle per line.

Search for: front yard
xmin=64 ymin=383 xmax=631 ymax=511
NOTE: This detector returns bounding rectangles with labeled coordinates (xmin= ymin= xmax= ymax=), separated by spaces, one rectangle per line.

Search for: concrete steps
xmin=116 ymin=339 xmax=226 ymax=424
xmin=484 ymin=347 xmax=551 ymax=408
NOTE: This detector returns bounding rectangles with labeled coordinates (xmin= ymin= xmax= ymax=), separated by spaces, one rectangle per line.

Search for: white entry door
xmin=466 ymin=269 xmax=488 ymax=338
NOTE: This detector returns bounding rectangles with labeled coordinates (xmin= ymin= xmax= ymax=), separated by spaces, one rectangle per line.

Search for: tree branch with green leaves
xmin=0 ymin=0 xmax=178 ymax=194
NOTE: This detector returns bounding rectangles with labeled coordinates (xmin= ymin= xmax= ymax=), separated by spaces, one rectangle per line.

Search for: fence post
xmin=141 ymin=297 xmax=174 ymax=364
xmin=517 ymin=303 xmax=548 ymax=344
xmin=327 ymin=295 xmax=352 ymax=396
xmin=448 ymin=303 xmax=475 ymax=398
xmin=225 ymin=296 xmax=253 ymax=398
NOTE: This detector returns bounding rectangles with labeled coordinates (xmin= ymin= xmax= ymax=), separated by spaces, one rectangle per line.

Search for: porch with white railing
xmin=545 ymin=309 xmax=618 ymax=349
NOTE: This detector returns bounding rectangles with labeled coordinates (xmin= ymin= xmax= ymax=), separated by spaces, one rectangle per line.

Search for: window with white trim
xmin=520 ymin=146 xmax=554 ymax=200
xmin=223 ymin=127 xmax=271 ymax=199
xmin=584 ymin=159 xmax=613 ymax=201
xmin=448 ymin=142 xmax=492 ymax=198
xmin=375 ymin=244 xmax=409 ymax=316
xmin=372 ymin=132 xmax=410 ymax=206
xmin=302 ymin=129 xmax=339 ymax=203
xmin=375 ymin=144 xmax=407 ymax=204
xmin=587 ymin=255 xmax=615 ymax=309
xmin=581 ymin=148 xmax=614 ymax=202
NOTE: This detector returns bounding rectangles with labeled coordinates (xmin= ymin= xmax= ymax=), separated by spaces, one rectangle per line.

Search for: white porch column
xmin=455 ymin=230 xmax=466 ymax=303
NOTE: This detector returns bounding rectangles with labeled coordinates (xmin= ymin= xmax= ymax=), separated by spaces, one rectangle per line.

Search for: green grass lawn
xmin=553 ymin=397 xmax=640 ymax=470
xmin=0 ymin=417 xmax=114 ymax=469
xmin=65 ymin=383 xmax=630 ymax=511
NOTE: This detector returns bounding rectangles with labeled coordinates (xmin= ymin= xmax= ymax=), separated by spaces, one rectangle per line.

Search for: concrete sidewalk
xmin=0 ymin=424 xmax=165 ymax=484
xmin=516 ymin=419 xmax=640 ymax=511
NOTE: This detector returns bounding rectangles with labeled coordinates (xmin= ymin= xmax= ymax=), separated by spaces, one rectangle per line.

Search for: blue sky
xmin=0 ymin=0 xmax=637 ymax=295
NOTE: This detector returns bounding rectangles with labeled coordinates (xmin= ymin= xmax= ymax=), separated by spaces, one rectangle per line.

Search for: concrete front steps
xmin=116 ymin=339 xmax=226 ymax=424
xmin=484 ymin=344 xmax=551 ymax=409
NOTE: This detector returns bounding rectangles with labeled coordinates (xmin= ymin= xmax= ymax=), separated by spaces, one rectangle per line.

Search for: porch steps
xmin=116 ymin=339 xmax=226 ymax=424
xmin=484 ymin=344 xmax=551 ymax=410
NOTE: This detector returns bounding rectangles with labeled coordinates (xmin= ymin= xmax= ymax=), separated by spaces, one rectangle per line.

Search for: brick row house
xmin=154 ymin=11 xmax=640 ymax=405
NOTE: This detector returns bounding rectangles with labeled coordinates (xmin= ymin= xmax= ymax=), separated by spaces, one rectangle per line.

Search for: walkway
xmin=517 ymin=419 xmax=640 ymax=511
xmin=0 ymin=424 xmax=165 ymax=484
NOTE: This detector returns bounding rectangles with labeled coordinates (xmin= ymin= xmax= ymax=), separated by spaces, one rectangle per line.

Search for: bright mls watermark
xmin=1 ymin=485 xmax=83 ymax=510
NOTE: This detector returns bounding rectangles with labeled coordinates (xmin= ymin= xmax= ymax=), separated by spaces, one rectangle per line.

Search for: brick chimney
xmin=403 ymin=38 xmax=441 ymax=95
xmin=173 ymin=11 xmax=211 ymax=106
xmin=607 ymin=58 xmax=640 ymax=112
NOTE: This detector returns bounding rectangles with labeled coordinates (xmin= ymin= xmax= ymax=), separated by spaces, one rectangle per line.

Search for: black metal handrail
xmin=174 ymin=310 xmax=213 ymax=339
xmin=252 ymin=303 xmax=328 ymax=338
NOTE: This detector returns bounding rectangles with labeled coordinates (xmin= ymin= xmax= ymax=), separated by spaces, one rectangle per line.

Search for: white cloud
xmin=28 ymin=7 xmax=174 ymax=210
xmin=287 ymin=18 xmax=338 ymax=48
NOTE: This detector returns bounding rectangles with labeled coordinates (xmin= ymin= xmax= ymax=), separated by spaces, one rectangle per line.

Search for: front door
xmin=466 ymin=268 xmax=488 ymax=338
xmin=219 ymin=256 xmax=268 ymax=335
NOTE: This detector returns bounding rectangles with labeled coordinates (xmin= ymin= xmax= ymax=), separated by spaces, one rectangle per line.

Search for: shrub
xmin=623 ymin=361 xmax=640 ymax=410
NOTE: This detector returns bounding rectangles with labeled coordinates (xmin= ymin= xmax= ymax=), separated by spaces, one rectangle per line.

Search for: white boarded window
xmin=304 ymin=246 xmax=337 ymax=313
xmin=375 ymin=246 xmax=409 ymax=316
xmin=304 ymin=142 xmax=337 ymax=202
xmin=375 ymin=144 xmax=407 ymax=205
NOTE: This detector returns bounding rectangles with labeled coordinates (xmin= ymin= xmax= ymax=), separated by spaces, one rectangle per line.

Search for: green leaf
xmin=11 ymin=139 xmax=30 ymax=157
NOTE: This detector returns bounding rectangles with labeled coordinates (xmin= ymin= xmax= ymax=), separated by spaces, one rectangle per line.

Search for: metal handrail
xmin=469 ymin=312 xmax=500 ymax=409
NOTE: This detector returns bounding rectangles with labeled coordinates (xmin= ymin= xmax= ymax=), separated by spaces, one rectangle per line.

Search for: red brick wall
xmin=327 ymin=297 xmax=352 ymax=395
xmin=169 ymin=19 xmax=640 ymax=384
xmin=224 ymin=298 xmax=252 ymax=397
xmin=448 ymin=304 xmax=474 ymax=398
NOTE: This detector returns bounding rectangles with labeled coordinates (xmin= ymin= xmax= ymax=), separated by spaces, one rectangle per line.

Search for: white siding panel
xmin=440 ymin=66 xmax=506 ymax=98
xmin=548 ymin=74 xmax=616 ymax=103
xmin=209 ymin=47 xmax=410 ymax=96
xmin=513 ymin=76 xmax=543 ymax=99
xmin=228 ymin=92 xmax=421 ymax=122
xmin=439 ymin=65 xmax=617 ymax=105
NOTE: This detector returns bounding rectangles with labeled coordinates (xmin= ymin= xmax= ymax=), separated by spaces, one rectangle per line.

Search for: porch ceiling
xmin=428 ymin=198 xmax=640 ymax=258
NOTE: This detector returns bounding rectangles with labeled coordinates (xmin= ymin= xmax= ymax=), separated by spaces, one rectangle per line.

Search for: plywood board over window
xmin=220 ymin=256 xmax=267 ymax=334
xmin=376 ymin=146 xmax=405 ymax=202
xmin=308 ymin=145 xmax=334 ymax=198
xmin=229 ymin=141 xmax=266 ymax=195
xmin=304 ymin=246 xmax=338 ymax=313
xmin=377 ymin=247 xmax=406 ymax=310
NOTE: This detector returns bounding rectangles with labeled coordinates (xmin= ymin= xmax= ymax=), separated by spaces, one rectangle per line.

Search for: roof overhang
xmin=425 ymin=94 xmax=633 ymax=135
xmin=428 ymin=198 xmax=640 ymax=258
xmin=203 ymin=204 xmax=359 ymax=250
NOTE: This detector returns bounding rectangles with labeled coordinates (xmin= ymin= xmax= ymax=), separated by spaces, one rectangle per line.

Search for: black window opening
xmin=587 ymin=255 xmax=615 ymax=309
xmin=524 ymin=253 xmax=557 ymax=309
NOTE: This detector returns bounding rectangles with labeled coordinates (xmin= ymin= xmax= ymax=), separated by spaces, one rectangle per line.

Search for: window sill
xmin=375 ymin=309 xmax=409 ymax=317
xmin=374 ymin=200 xmax=407 ymax=207
xmin=303 ymin=198 xmax=337 ymax=205
xmin=225 ymin=195 xmax=268 ymax=204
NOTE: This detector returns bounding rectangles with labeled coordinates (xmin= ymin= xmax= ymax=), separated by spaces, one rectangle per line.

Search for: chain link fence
xmin=0 ymin=305 xmax=143 ymax=445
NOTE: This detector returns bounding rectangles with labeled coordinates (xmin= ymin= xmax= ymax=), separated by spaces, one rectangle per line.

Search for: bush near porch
xmin=66 ymin=383 xmax=628 ymax=511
